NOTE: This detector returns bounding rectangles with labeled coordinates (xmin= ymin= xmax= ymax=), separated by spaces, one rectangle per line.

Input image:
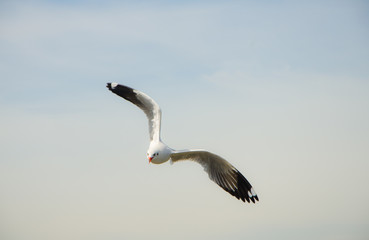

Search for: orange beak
xmin=148 ymin=156 xmax=153 ymax=163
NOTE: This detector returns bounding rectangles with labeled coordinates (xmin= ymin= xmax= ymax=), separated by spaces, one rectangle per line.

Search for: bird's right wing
xmin=170 ymin=150 xmax=258 ymax=203
xmin=106 ymin=83 xmax=162 ymax=142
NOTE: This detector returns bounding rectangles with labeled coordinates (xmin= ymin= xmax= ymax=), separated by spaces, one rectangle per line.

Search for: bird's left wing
xmin=106 ymin=83 xmax=161 ymax=142
xmin=170 ymin=150 xmax=259 ymax=203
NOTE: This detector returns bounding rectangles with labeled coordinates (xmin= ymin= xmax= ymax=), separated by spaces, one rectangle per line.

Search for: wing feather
xmin=170 ymin=150 xmax=258 ymax=203
xmin=106 ymin=83 xmax=161 ymax=141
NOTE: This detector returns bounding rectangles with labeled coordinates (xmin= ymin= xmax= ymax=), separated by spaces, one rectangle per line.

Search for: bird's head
xmin=147 ymin=151 xmax=159 ymax=164
xmin=147 ymin=142 xmax=171 ymax=164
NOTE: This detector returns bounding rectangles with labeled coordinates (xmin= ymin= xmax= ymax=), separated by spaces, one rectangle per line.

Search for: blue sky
xmin=1 ymin=1 xmax=369 ymax=240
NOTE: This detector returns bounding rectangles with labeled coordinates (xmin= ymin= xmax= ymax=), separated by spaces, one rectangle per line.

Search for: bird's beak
xmin=148 ymin=156 xmax=153 ymax=163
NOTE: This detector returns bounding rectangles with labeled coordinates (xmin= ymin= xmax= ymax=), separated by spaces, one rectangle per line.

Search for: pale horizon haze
xmin=1 ymin=1 xmax=368 ymax=240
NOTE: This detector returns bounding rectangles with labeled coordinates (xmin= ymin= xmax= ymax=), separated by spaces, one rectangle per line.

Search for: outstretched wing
xmin=170 ymin=150 xmax=258 ymax=203
xmin=106 ymin=83 xmax=161 ymax=142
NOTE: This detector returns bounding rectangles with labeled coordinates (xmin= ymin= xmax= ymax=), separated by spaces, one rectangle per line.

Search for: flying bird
xmin=106 ymin=83 xmax=259 ymax=203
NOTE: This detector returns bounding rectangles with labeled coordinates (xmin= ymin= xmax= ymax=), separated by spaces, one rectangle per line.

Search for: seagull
xmin=106 ymin=83 xmax=259 ymax=203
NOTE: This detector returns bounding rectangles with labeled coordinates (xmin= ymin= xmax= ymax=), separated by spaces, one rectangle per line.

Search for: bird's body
xmin=107 ymin=83 xmax=259 ymax=203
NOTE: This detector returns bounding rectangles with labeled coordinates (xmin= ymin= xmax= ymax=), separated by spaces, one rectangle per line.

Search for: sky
xmin=1 ymin=0 xmax=369 ymax=239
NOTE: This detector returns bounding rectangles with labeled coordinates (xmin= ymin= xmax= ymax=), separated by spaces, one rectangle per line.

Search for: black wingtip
xmin=106 ymin=82 xmax=113 ymax=90
xmin=235 ymin=170 xmax=259 ymax=204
